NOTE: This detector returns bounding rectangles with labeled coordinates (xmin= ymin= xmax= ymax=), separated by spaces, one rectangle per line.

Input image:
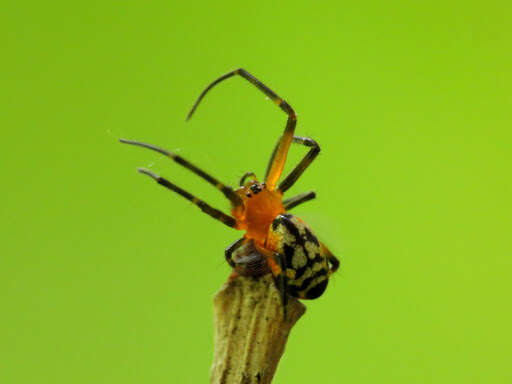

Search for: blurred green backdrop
xmin=2 ymin=1 xmax=511 ymax=383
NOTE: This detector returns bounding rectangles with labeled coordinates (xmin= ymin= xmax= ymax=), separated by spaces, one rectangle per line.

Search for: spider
xmin=120 ymin=68 xmax=339 ymax=317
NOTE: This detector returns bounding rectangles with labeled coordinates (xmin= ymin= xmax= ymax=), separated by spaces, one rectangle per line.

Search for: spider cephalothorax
xmin=232 ymin=179 xmax=285 ymax=244
xmin=120 ymin=68 xmax=339 ymax=317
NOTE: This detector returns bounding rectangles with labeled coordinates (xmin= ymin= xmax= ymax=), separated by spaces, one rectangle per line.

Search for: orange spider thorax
xmin=231 ymin=180 xmax=285 ymax=246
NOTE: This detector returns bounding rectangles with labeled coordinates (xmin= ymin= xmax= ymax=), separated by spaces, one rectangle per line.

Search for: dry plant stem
xmin=211 ymin=274 xmax=306 ymax=384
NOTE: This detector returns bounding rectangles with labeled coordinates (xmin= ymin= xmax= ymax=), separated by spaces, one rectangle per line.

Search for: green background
xmin=2 ymin=1 xmax=511 ymax=383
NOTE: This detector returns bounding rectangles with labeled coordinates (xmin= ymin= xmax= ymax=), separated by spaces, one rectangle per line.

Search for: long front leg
xmin=186 ymin=68 xmax=297 ymax=191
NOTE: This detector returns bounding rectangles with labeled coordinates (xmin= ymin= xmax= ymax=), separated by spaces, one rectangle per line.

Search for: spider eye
xmin=249 ymin=183 xmax=263 ymax=195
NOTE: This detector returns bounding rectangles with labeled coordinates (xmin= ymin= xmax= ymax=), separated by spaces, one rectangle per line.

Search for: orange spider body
xmin=232 ymin=181 xmax=284 ymax=245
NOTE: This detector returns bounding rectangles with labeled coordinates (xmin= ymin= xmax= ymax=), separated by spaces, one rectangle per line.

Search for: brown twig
xmin=211 ymin=274 xmax=306 ymax=384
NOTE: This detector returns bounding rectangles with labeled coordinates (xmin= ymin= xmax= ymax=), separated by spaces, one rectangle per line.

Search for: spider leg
xmin=137 ymin=168 xmax=236 ymax=228
xmin=186 ymin=68 xmax=296 ymax=191
xmin=267 ymin=254 xmax=289 ymax=320
xmin=120 ymin=139 xmax=242 ymax=206
xmin=263 ymin=137 xmax=280 ymax=181
xmin=283 ymin=191 xmax=316 ymax=211
xmin=321 ymin=243 xmax=340 ymax=275
xmin=278 ymin=137 xmax=320 ymax=193
xmin=265 ymin=136 xmax=320 ymax=193
xmin=225 ymin=238 xmax=245 ymax=268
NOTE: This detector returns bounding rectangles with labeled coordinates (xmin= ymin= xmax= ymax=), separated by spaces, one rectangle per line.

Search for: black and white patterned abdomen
xmin=270 ymin=214 xmax=329 ymax=299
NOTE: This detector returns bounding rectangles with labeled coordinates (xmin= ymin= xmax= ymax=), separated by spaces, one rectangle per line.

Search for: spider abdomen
xmin=270 ymin=214 xmax=329 ymax=299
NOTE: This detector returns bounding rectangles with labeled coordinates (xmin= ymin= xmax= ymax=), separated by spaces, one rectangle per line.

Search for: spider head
xmin=231 ymin=177 xmax=285 ymax=244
